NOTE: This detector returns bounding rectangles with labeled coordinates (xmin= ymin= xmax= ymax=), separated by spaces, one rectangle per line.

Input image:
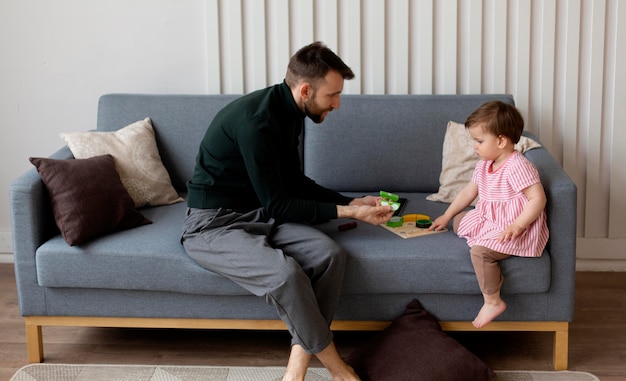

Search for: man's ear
xmin=299 ymin=82 xmax=312 ymax=100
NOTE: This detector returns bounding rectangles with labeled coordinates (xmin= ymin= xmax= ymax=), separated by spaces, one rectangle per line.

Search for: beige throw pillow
xmin=426 ymin=121 xmax=542 ymax=205
xmin=61 ymin=118 xmax=184 ymax=208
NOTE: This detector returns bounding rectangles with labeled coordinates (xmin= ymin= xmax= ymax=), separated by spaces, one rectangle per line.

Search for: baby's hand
xmin=431 ymin=215 xmax=449 ymax=231
xmin=498 ymin=224 xmax=525 ymax=242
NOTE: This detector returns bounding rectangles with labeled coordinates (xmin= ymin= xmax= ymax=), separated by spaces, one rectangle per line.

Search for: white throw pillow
xmin=426 ymin=121 xmax=542 ymax=205
xmin=61 ymin=118 xmax=184 ymax=208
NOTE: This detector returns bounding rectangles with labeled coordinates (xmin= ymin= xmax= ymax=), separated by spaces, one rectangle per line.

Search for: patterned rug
xmin=10 ymin=364 xmax=600 ymax=381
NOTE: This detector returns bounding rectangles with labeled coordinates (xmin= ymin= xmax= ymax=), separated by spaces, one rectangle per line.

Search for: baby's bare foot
xmin=472 ymin=301 xmax=507 ymax=328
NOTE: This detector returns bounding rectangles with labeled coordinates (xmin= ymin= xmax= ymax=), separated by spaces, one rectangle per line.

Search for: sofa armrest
xmin=524 ymin=145 xmax=577 ymax=320
xmin=10 ymin=146 xmax=73 ymax=316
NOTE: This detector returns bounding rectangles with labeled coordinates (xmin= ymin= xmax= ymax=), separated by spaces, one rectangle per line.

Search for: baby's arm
xmin=498 ymin=182 xmax=547 ymax=242
xmin=432 ymin=182 xmax=478 ymax=231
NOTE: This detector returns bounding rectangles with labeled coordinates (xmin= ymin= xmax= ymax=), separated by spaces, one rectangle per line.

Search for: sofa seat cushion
xmin=36 ymin=201 xmax=251 ymax=296
xmin=316 ymin=193 xmax=551 ymax=295
xmin=36 ymin=194 xmax=550 ymax=297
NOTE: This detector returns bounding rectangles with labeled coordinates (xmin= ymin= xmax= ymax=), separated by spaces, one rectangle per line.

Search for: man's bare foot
xmin=472 ymin=300 xmax=507 ymax=328
xmin=283 ymin=345 xmax=311 ymax=381
xmin=331 ymin=366 xmax=360 ymax=381
xmin=314 ymin=342 xmax=360 ymax=381
xmin=326 ymin=366 xmax=360 ymax=381
xmin=283 ymin=343 xmax=360 ymax=381
xmin=316 ymin=342 xmax=360 ymax=381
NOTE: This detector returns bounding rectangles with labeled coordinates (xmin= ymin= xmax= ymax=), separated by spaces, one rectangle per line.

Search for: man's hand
xmin=337 ymin=204 xmax=394 ymax=225
xmin=349 ymin=195 xmax=381 ymax=207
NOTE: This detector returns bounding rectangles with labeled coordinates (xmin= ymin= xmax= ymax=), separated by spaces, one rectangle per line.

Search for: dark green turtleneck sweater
xmin=187 ymin=82 xmax=352 ymax=224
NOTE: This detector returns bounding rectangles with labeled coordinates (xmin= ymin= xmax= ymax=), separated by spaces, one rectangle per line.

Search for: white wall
xmin=1 ymin=0 xmax=625 ymax=270
xmin=0 ymin=0 xmax=209 ymax=258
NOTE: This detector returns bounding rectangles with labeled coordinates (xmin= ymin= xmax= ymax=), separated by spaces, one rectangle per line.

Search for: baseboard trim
xmin=0 ymin=231 xmax=13 ymax=254
xmin=576 ymin=258 xmax=626 ymax=272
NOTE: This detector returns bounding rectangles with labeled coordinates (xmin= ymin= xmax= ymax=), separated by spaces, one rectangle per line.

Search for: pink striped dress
xmin=457 ymin=150 xmax=549 ymax=257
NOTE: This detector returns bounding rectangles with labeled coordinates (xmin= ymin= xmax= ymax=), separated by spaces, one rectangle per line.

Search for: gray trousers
xmin=181 ymin=207 xmax=347 ymax=354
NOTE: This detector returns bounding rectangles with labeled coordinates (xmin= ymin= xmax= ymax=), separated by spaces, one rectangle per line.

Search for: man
xmin=182 ymin=42 xmax=393 ymax=381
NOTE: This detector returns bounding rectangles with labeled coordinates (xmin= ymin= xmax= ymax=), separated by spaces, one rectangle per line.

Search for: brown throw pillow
xmin=345 ymin=299 xmax=496 ymax=381
xmin=30 ymin=154 xmax=151 ymax=246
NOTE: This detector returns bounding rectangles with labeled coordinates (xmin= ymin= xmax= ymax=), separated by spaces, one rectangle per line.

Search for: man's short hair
xmin=285 ymin=41 xmax=354 ymax=88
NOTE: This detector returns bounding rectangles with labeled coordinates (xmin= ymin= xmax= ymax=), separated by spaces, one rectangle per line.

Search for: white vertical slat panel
xmin=555 ymin=0 xmax=583 ymax=236
xmin=507 ymin=0 xmax=532 ymax=123
xmin=537 ymin=0 xmax=557 ymax=152
xmin=581 ymin=0 xmax=608 ymax=237
xmin=433 ymin=0 xmax=457 ymax=94
xmin=266 ymin=0 xmax=291 ymax=85
xmin=290 ymin=0 xmax=314 ymax=51
xmin=594 ymin=0 xmax=613 ymax=240
xmin=220 ymin=0 xmax=244 ymax=93
xmin=315 ymin=0 xmax=339 ymax=51
xmin=387 ymin=0 xmax=410 ymax=94
xmin=410 ymin=0 xmax=434 ymax=94
xmin=205 ymin=0 xmax=222 ymax=93
xmin=530 ymin=0 xmax=556 ymax=150
xmin=483 ymin=0 xmax=507 ymax=93
xmin=242 ymin=0 xmax=267 ymax=92
xmin=577 ymin=0 xmax=592 ymax=237
xmin=607 ymin=0 xmax=625 ymax=239
xmin=338 ymin=0 xmax=362 ymax=94
xmin=362 ymin=0 xmax=386 ymax=93
xmin=458 ymin=0 xmax=482 ymax=94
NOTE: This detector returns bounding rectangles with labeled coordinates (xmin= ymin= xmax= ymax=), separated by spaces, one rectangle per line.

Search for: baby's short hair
xmin=465 ymin=100 xmax=524 ymax=143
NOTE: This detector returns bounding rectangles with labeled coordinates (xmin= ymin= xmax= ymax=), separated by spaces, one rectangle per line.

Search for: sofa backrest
xmin=97 ymin=93 xmax=514 ymax=194
xmin=97 ymin=94 xmax=241 ymax=192
xmin=303 ymin=94 xmax=515 ymax=192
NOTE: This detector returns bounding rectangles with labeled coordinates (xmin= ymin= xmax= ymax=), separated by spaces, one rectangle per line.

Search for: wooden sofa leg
xmin=553 ymin=324 xmax=569 ymax=370
xmin=25 ymin=319 xmax=44 ymax=363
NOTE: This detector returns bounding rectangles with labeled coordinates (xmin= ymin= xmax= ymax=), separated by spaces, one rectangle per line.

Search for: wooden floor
xmin=1 ymin=263 xmax=625 ymax=380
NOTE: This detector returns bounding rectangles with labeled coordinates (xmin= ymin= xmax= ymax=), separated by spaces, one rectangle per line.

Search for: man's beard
xmin=304 ymin=98 xmax=331 ymax=124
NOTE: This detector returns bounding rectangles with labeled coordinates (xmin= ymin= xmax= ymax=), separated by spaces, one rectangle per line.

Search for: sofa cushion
xmin=303 ymin=94 xmax=516 ymax=192
xmin=60 ymin=118 xmax=184 ymax=208
xmin=317 ymin=193 xmax=551 ymax=296
xmin=96 ymin=94 xmax=242 ymax=192
xmin=36 ymin=194 xmax=550 ymax=299
xmin=36 ymin=201 xmax=250 ymax=296
xmin=29 ymin=155 xmax=151 ymax=246
xmin=345 ymin=299 xmax=496 ymax=381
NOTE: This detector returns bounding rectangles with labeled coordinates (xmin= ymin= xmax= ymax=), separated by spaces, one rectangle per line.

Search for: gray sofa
xmin=10 ymin=93 xmax=576 ymax=369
